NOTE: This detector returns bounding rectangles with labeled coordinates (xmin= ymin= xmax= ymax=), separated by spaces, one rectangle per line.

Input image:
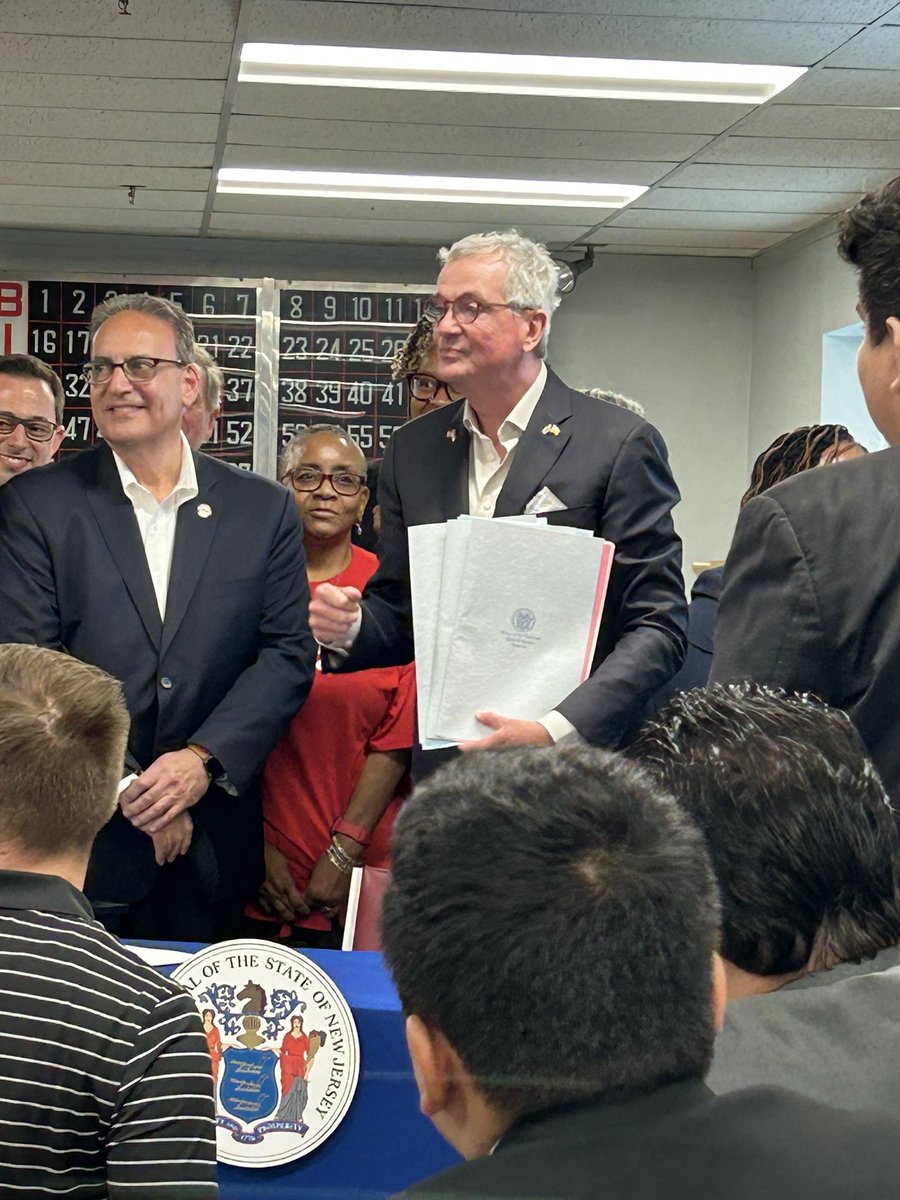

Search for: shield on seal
xmin=221 ymin=1046 xmax=279 ymax=1124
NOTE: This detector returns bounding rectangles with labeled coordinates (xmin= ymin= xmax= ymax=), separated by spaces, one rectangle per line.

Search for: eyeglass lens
xmin=291 ymin=468 xmax=363 ymax=496
xmin=0 ymin=411 xmax=57 ymax=441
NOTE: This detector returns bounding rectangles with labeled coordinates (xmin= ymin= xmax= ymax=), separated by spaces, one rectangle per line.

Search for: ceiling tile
xmin=0 ymin=184 xmax=205 ymax=211
xmin=0 ymin=0 xmax=239 ymax=40
xmin=0 ymin=204 xmax=203 ymax=233
xmin=781 ymin=67 xmax=900 ymax=105
xmin=740 ymin=104 xmax=900 ymax=139
xmin=0 ymin=107 xmax=218 ymax=143
xmin=607 ymin=207 xmax=818 ymax=232
xmin=702 ymin=135 xmax=900 ymax=168
xmin=631 ymin=186 xmax=861 ymax=212
xmin=0 ymin=74 xmax=225 ymax=114
xmin=822 ymin=24 xmax=900 ymax=67
xmin=0 ymin=34 xmax=231 ymax=78
xmin=586 ymin=225 xmax=781 ymax=248
xmin=671 ymin=163 xmax=897 ymax=191
xmin=0 ymin=136 xmax=214 ymax=168
xmin=0 ymin=162 xmax=209 ymax=189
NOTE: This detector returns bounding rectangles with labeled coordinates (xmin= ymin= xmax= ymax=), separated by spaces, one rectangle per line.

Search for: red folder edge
xmin=579 ymin=539 xmax=616 ymax=682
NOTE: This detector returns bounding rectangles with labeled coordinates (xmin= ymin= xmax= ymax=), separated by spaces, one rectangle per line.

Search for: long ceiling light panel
xmin=239 ymin=44 xmax=805 ymax=104
xmin=217 ymin=169 xmax=647 ymax=208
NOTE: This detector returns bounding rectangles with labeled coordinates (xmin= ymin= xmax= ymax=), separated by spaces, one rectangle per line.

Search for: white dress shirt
xmin=111 ymin=433 xmax=199 ymax=619
xmin=463 ymin=362 xmax=546 ymax=518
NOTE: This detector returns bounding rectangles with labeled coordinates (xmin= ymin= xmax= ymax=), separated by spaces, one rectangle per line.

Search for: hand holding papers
xmin=410 ymin=516 xmax=614 ymax=747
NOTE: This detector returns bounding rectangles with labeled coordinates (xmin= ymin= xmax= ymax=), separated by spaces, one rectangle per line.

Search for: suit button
xmin=160 ymin=676 xmax=174 ymax=690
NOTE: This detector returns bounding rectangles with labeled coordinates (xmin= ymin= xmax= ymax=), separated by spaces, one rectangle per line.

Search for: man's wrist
xmin=185 ymin=743 xmax=221 ymax=782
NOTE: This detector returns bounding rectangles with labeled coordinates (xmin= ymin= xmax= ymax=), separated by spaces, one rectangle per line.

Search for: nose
xmin=434 ymin=303 xmax=460 ymax=333
xmin=103 ymin=363 xmax=134 ymax=391
xmin=313 ymin=473 xmax=338 ymax=497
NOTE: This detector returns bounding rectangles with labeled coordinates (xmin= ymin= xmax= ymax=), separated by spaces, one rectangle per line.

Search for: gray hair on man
xmin=89 ymin=292 xmax=195 ymax=365
xmin=192 ymin=344 xmax=224 ymax=416
xmin=439 ymin=230 xmax=562 ymax=358
xmin=581 ymin=388 xmax=646 ymax=418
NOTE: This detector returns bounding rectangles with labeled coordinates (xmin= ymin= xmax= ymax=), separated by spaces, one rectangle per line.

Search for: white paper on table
xmin=430 ymin=520 xmax=614 ymax=743
xmin=408 ymin=522 xmax=456 ymax=751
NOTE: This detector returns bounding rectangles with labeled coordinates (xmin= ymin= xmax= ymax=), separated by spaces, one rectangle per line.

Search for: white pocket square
xmin=525 ymin=486 xmax=567 ymax=516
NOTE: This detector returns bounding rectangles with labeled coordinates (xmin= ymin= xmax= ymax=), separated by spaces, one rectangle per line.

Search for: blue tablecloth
xmin=142 ymin=943 xmax=460 ymax=1198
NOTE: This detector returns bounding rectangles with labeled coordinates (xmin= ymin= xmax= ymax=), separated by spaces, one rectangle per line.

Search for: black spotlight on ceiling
xmin=553 ymin=246 xmax=595 ymax=295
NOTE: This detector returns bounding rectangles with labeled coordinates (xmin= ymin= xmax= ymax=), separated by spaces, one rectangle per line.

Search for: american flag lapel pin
xmin=447 ymin=429 xmax=457 ymax=444
xmin=542 ymin=423 xmax=560 ymax=437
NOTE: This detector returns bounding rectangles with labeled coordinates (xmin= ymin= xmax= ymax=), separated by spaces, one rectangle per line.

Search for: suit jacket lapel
xmin=86 ymin=443 xmax=163 ymax=647
xmin=494 ymin=369 xmax=573 ymax=518
xmin=434 ymin=403 xmax=470 ymax=521
xmin=161 ymin=452 xmax=220 ymax=656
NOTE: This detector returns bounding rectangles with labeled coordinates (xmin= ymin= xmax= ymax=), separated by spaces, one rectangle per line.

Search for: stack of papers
xmin=409 ymin=515 xmax=614 ymax=747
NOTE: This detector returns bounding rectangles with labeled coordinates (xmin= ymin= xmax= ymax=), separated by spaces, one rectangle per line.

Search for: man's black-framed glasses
xmin=407 ymin=374 xmax=464 ymax=403
xmin=82 ymin=356 xmax=187 ymax=385
xmin=286 ymin=467 xmax=367 ymax=496
xmin=422 ymin=295 xmax=527 ymax=326
xmin=0 ymin=411 xmax=59 ymax=442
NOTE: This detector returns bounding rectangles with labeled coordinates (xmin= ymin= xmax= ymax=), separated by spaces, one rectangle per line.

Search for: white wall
xmin=549 ymin=253 xmax=753 ymax=580
xmin=747 ymin=219 xmax=860 ymax=469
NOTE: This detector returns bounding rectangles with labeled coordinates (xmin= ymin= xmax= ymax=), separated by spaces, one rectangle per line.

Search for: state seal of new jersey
xmin=172 ymin=939 xmax=360 ymax=1168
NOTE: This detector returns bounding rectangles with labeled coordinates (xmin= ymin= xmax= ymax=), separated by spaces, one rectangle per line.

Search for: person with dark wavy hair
xmin=710 ymin=174 xmax=900 ymax=801
xmin=633 ymin=682 xmax=900 ymax=1112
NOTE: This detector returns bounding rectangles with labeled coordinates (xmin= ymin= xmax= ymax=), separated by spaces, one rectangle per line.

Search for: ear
xmin=48 ymin=424 xmax=65 ymax=458
xmin=887 ymin=316 xmax=900 ymax=395
xmin=521 ymin=309 xmax=547 ymax=355
xmin=182 ymin=361 xmax=202 ymax=407
xmin=711 ymin=951 xmax=727 ymax=1032
xmin=405 ymin=1014 xmax=460 ymax=1119
xmin=355 ymin=486 xmax=370 ymax=523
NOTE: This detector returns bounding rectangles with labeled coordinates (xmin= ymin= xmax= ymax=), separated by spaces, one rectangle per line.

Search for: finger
xmin=474 ymin=711 xmax=504 ymax=729
xmin=120 ymin=778 xmax=150 ymax=807
xmin=459 ymin=732 xmax=504 ymax=752
xmin=154 ymin=842 xmax=168 ymax=867
xmin=136 ymin=801 xmax=183 ymax=833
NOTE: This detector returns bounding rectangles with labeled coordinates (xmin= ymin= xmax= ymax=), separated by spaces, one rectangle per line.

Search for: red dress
xmin=279 ymin=1029 xmax=310 ymax=1095
xmin=249 ymin=545 xmax=415 ymax=932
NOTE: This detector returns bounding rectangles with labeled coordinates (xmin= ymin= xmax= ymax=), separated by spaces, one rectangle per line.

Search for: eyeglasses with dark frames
xmin=285 ymin=467 xmax=367 ymax=497
xmin=0 ymin=410 xmax=60 ymax=442
xmin=407 ymin=374 xmax=464 ymax=403
xmin=82 ymin=356 xmax=187 ymax=385
xmin=422 ymin=295 xmax=529 ymax=327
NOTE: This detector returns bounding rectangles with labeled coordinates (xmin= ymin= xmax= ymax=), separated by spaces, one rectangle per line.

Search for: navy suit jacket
xmin=344 ymin=368 xmax=687 ymax=748
xmin=0 ymin=443 xmax=315 ymax=903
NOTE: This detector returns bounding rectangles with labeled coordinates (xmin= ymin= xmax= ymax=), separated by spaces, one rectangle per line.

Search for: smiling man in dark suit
xmin=311 ymin=231 xmax=686 ymax=751
xmin=711 ymin=175 xmax=900 ymax=801
xmin=0 ymin=293 xmax=315 ymax=940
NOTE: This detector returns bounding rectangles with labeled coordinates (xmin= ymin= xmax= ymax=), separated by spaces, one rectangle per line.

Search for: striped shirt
xmin=0 ymin=870 xmax=218 ymax=1197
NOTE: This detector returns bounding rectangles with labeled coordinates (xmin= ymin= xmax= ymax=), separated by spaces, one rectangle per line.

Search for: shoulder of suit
xmin=195 ymin=453 xmax=290 ymax=498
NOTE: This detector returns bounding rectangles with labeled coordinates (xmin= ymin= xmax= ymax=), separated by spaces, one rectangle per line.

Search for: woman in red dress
xmin=250 ymin=425 xmax=415 ymax=943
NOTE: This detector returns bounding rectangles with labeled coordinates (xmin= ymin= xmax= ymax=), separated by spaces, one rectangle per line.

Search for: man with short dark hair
xmin=711 ymin=174 xmax=900 ymax=800
xmin=311 ymin=230 xmax=686 ymax=753
xmin=0 ymin=643 xmax=217 ymax=1197
xmin=632 ymin=683 xmax=900 ymax=1112
xmin=0 ymin=292 xmax=315 ymax=939
xmin=382 ymin=747 xmax=900 ymax=1198
xmin=0 ymin=353 xmax=65 ymax=485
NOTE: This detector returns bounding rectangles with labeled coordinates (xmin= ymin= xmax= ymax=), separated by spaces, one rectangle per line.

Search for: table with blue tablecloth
xmin=144 ymin=943 xmax=460 ymax=1199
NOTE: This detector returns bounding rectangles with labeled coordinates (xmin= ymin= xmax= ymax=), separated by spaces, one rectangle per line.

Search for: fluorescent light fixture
xmin=240 ymin=44 xmax=805 ymax=104
xmin=217 ymin=168 xmax=647 ymax=209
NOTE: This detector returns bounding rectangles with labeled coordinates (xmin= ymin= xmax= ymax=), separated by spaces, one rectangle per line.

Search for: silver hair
xmin=192 ymin=344 xmax=224 ymax=415
xmin=438 ymin=230 xmax=561 ymax=358
xmin=581 ymin=388 xmax=646 ymax=418
xmin=279 ymin=423 xmax=366 ymax=478
xmin=90 ymin=292 xmax=195 ymax=364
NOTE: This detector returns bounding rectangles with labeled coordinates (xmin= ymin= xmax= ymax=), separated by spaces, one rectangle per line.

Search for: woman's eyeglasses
xmin=285 ymin=467 xmax=367 ymax=496
xmin=408 ymin=374 xmax=463 ymax=403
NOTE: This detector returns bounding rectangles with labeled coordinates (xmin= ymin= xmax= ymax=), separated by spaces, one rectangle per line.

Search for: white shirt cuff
xmin=538 ymin=711 xmax=582 ymax=746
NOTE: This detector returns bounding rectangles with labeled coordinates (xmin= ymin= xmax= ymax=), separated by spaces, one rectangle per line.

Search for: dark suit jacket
xmin=398 ymin=1079 xmax=900 ymax=1199
xmin=646 ymin=565 xmax=722 ymax=717
xmin=344 ymin=370 xmax=687 ymax=748
xmin=0 ymin=443 xmax=315 ymax=903
xmin=710 ymin=446 xmax=900 ymax=799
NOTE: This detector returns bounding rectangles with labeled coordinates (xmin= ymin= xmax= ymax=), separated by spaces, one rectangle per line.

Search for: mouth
xmin=0 ymin=451 xmax=31 ymax=471
xmin=106 ymin=403 xmax=145 ymax=415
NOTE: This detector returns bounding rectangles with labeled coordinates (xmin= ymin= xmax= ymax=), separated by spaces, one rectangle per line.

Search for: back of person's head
xmin=632 ymin=684 xmax=900 ymax=977
xmin=381 ymin=746 xmax=720 ymax=1122
xmin=839 ymin=174 xmax=900 ymax=338
xmin=0 ymin=353 xmax=65 ymax=422
xmin=0 ymin=644 xmax=129 ymax=857
xmin=439 ymin=230 xmax=561 ymax=357
xmin=741 ymin=423 xmax=863 ymax=506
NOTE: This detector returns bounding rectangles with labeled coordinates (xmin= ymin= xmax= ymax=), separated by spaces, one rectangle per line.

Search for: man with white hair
xmin=182 ymin=343 xmax=224 ymax=451
xmin=311 ymin=231 xmax=686 ymax=750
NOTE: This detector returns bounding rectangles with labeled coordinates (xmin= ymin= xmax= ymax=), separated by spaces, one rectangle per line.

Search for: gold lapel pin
xmin=542 ymin=423 xmax=560 ymax=437
xmin=447 ymin=429 xmax=457 ymax=444
xmin=197 ymin=503 xmax=212 ymax=519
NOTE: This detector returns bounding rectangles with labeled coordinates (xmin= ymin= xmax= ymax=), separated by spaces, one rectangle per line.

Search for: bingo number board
xmin=277 ymin=285 xmax=432 ymax=461
xmin=25 ymin=280 xmax=258 ymax=468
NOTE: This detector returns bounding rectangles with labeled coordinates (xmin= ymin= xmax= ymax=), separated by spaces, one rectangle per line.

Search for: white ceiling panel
xmin=220 ymin=144 xmax=672 ymax=184
xmin=822 ymin=23 xmax=900 ymax=66
xmin=0 ymin=107 xmax=218 ymax=143
xmin=586 ymin=225 xmax=781 ymax=248
xmin=781 ymin=67 xmax=900 ymax=105
xmin=226 ymin=116 xmax=709 ymax=162
xmin=248 ymin=1 xmax=863 ymax=65
xmin=632 ymin=187 xmax=862 ymax=212
xmin=0 ymin=162 xmax=209 ymax=190
xmin=702 ymin=136 xmax=900 ymax=168
xmin=233 ymin=84 xmax=753 ymax=135
xmin=0 ymin=185 xmax=205 ymax=211
xmin=0 ymin=34 xmax=231 ymax=79
xmin=672 ymin=163 xmax=900 ymax=191
xmin=0 ymin=0 xmax=239 ymax=40
xmin=607 ymin=208 xmax=818 ymax=232
xmin=209 ymin=210 xmax=591 ymax=244
xmin=0 ymin=204 xmax=203 ymax=233
xmin=329 ymin=0 xmax=895 ymax=17
xmin=0 ymin=74 xmax=225 ymax=114
xmin=740 ymin=104 xmax=900 ymax=139
xmin=0 ymin=136 xmax=214 ymax=169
